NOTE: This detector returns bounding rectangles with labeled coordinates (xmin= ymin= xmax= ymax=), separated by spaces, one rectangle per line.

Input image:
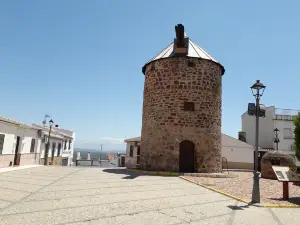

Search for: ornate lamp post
xmin=274 ymin=128 xmax=280 ymax=151
xmin=250 ymin=80 xmax=266 ymax=204
xmin=44 ymin=119 xmax=59 ymax=165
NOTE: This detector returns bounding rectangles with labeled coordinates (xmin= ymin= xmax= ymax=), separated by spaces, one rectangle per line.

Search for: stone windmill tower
xmin=140 ymin=24 xmax=225 ymax=173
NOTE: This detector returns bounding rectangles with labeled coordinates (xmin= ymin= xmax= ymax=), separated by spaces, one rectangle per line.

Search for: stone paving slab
xmin=0 ymin=181 xmax=42 ymax=192
xmin=0 ymin=167 xmax=299 ymax=224
xmin=0 ymin=176 xmax=54 ymax=186
xmin=0 ymin=165 xmax=41 ymax=174
xmin=0 ymin=188 xmax=30 ymax=202
xmin=24 ymin=183 xmax=210 ymax=201
xmin=0 ymin=200 xmax=11 ymax=209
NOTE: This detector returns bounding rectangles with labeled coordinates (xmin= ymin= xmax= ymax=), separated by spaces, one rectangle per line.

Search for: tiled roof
xmin=124 ymin=136 xmax=141 ymax=143
xmin=32 ymin=124 xmax=73 ymax=139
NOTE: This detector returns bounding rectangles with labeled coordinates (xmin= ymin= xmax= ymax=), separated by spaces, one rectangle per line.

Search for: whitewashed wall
xmin=221 ymin=134 xmax=254 ymax=163
xmin=0 ymin=121 xmax=40 ymax=155
xmin=39 ymin=137 xmax=65 ymax=159
xmin=125 ymin=142 xmax=137 ymax=168
xmin=273 ymin=120 xmax=295 ymax=151
xmin=242 ymin=106 xmax=275 ymax=149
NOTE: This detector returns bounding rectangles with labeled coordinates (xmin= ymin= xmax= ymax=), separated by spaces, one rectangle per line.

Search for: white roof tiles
xmin=142 ymin=32 xmax=224 ymax=75
xmin=146 ymin=39 xmax=220 ymax=64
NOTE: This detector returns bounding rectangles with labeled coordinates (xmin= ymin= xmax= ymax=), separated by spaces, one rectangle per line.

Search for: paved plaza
xmin=0 ymin=166 xmax=299 ymax=225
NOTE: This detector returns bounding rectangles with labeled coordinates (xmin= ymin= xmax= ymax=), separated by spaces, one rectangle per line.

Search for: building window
xmin=137 ymin=146 xmax=140 ymax=156
xmin=283 ymin=128 xmax=293 ymax=139
xmin=150 ymin=62 xmax=155 ymax=71
xmin=64 ymin=140 xmax=67 ymax=150
xmin=51 ymin=142 xmax=56 ymax=161
xmin=68 ymin=140 xmax=71 ymax=150
xmin=30 ymin=139 xmax=36 ymax=153
xmin=129 ymin=145 xmax=134 ymax=157
xmin=57 ymin=143 xmax=62 ymax=156
xmin=183 ymin=102 xmax=195 ymax=111
xmin=188 ymin=61 xmax=195 ymax=67
xmin=0 ymin=134 xmax=5 ymax=154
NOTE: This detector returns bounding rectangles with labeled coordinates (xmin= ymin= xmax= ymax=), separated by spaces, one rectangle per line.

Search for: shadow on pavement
xmin=102 ymin=168 xmax=144 ymax=179
xmin=269 ymin=197 xmax=300 ymax=206
xmin=227 ymin=205 xmax=249 ymax=210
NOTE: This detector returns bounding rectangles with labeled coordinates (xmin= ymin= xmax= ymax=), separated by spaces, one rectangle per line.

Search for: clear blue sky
xmin=1 ymin=1 xmax=299 ymax=150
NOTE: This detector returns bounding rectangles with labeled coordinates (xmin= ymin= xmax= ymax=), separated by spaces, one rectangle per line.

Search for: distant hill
xmin=74 ymin=148 xmax=124 ymax=153
xmin=73 ymin=148 xmax=125 ymax=161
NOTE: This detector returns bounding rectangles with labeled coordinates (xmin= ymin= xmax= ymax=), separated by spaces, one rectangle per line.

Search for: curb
xmin=127 ymin=169 xmax=179 ymax=176
xmin=179 ymin=176 xmax=300 ymax=208
xmin=179 ymin=176 xmax=250 ymax=204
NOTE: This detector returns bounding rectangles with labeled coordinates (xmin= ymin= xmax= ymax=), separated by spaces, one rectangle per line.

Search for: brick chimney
xmin=174 ymin=24 xmax=189 ymax=56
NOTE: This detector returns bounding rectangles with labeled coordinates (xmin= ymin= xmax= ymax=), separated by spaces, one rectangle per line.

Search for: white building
xmin=0 ymin=117 xmax=41 ymax=168
xmin=54 ymin=127 xmax=75 ymax=166
xmin=125 ymin=134 xmax=255 ymax=170
xmin=32 ymin=124 xmax=75 ymax=166
xmin=242 ymin=106 xmax=299 ymax=151
xmin=0 ymin=116 xmax=75 ymax=168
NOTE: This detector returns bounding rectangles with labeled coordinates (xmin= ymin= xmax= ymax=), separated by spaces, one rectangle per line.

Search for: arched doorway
xmin=179 ymin=140 xmax=195 ymax=173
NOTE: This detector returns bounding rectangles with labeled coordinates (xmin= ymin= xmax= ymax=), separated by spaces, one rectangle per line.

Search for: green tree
xmin=294 ymin=112 xmax=300 ymax=160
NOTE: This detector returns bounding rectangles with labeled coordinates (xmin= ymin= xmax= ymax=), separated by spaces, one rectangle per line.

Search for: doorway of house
xmin=13 ymin=136 xmax=21 ymax=166
xmin=51 ymin=142 xmax=56 ymax=163
xmin=179 ymin=140 xmax=195 ymax=173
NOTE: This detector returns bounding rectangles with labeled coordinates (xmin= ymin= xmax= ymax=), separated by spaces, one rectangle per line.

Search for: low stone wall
xmin=0 ymin=153 xmax=40 ymax=168
xmin=0 ymin=154 xmax=14 ymax=168
xmin=225 ymin=161 xmax=253 ymax=170
xmin=40 ymin=156 xmax=62 ymax=165
xmin=125 ymin=156 xmax=137 ymax=169
xmin=19 ymin=153 xmax=40 ymax=166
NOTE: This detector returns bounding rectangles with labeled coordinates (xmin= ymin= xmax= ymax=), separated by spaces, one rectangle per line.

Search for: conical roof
xmin=142 ymin=25 xmax=224 ymax=75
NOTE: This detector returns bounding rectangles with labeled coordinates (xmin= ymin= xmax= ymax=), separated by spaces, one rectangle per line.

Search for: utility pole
xmin=99 ymin=144 xmax=103 ymax=165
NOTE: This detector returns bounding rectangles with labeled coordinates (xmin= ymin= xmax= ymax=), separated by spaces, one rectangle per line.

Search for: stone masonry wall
xmin=140 ymin=57 xmax=223 ymax=173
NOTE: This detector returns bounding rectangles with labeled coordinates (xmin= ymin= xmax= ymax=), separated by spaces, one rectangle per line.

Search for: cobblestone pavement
xmin=0 ymin=167 xmax=299 ymax=225
xmin=184 ymin=171 xmax=300 ymax=206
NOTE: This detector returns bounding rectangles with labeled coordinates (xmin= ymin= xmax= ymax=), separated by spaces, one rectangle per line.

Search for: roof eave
xmin=142 ymin=57 xmax=225 ymax=75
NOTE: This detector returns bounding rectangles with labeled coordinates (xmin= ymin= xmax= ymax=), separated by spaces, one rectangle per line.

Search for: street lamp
xmin=250 ymin=80 xmax=266 ymax=204
xmin=274 ymin=128 xmax=280 ymax=151
xmin=44 ymin=119 xmax=58 ymax=165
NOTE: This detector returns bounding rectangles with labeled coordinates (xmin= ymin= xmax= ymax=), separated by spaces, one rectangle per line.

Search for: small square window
xmin=184 ymin=102 xmax=195 ymax=111
xmin=188 ymin=61 xmax=195 ymax=67
xmin=150 ymin=62 xmax=156 ymax=71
